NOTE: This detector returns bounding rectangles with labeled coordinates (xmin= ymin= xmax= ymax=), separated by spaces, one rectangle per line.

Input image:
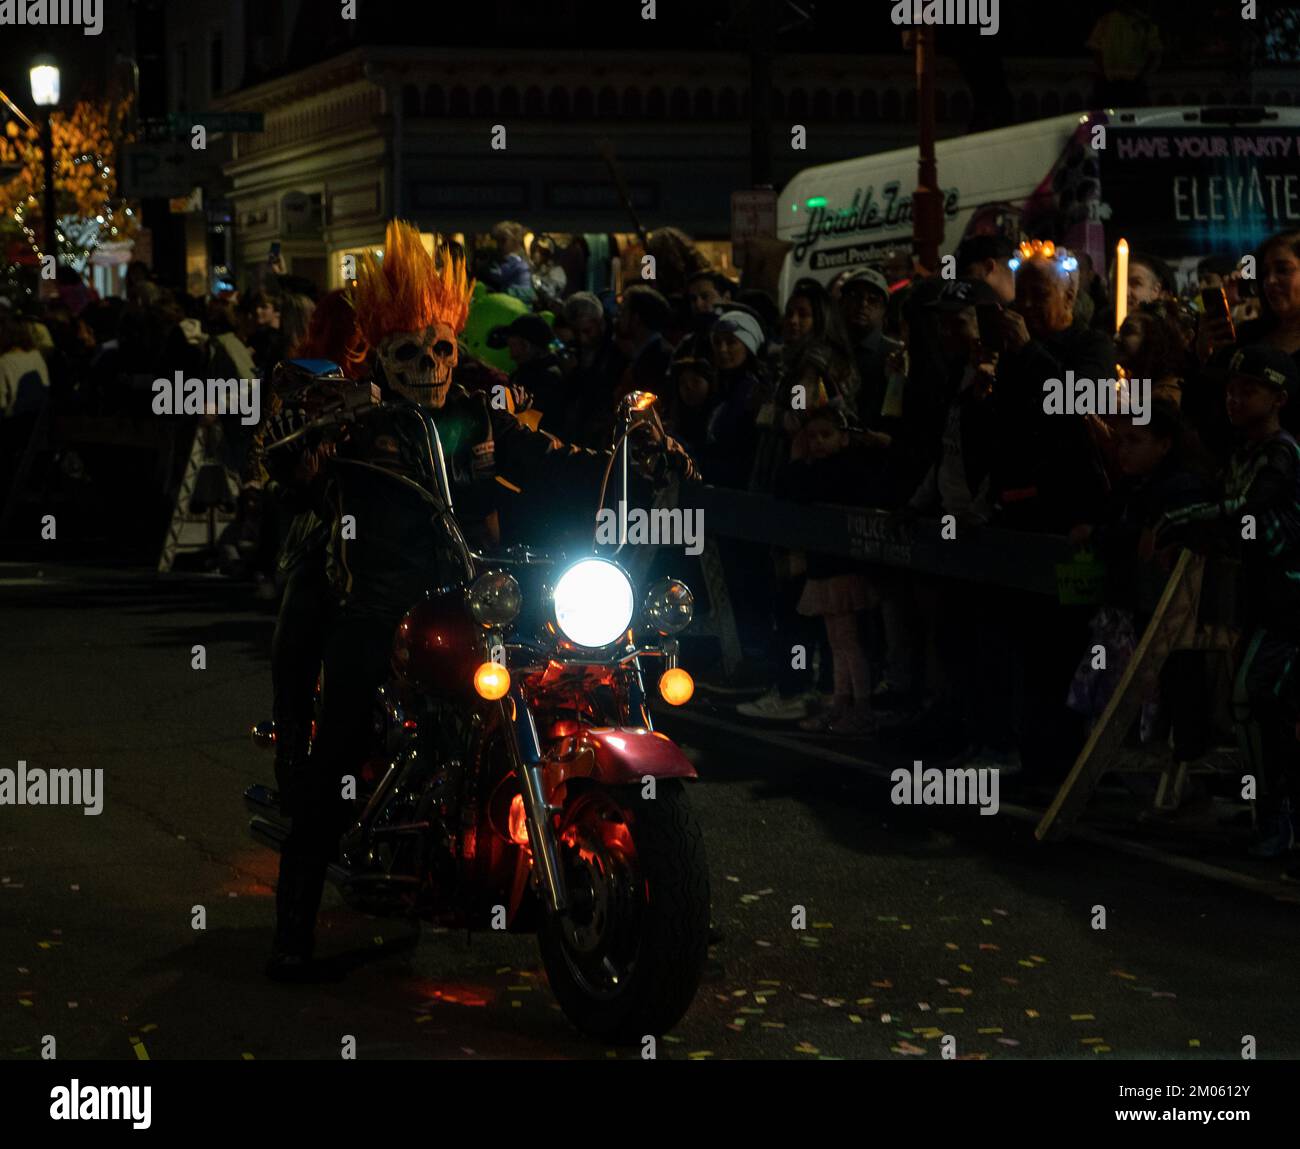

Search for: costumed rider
xmin=261 ymin=220 xmax=698 ymax=980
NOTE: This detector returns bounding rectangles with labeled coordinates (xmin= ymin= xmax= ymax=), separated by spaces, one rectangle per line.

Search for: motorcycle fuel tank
xmin=391 ymin=588 xmax=485 ymax=697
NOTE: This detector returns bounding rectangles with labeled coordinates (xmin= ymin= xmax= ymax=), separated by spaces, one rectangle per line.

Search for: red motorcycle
xmin=245 ymin=390 xmax=709 ymax=1040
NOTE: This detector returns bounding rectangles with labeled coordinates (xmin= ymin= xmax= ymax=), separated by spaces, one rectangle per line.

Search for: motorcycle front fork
xmin=500 ymin=688 xmax=569 ymax=915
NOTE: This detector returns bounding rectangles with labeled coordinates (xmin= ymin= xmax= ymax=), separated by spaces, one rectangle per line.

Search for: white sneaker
xmin=736 ymin=690 xmax=809 ymax=720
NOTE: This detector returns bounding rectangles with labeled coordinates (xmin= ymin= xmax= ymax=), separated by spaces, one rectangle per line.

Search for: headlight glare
xmin=552 ymin=558 xmax=635 ymax=648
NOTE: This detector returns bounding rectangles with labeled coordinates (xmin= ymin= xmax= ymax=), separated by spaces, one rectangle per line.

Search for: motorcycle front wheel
xmin=538 ymin=780 xmax=709 ymax=1043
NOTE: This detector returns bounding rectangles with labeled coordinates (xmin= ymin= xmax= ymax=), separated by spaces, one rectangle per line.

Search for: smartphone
xmin=268 ymin=241 xmax=281 ymax=264
xmin=1199 ymin=286 xmax=1235 ymax=341
xmin=976 ymin=303 xmax=1005 ymax=355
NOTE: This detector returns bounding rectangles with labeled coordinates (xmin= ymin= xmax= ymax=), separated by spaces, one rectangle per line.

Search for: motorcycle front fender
xmin=568 ymin=727 xmax=698 ymax=785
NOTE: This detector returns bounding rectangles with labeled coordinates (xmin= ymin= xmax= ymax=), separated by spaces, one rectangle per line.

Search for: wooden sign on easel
xmin=1036 ymin=549 xmax=1237 ymax=841
xmin=157 ymin=422 xmax=241 ymax=573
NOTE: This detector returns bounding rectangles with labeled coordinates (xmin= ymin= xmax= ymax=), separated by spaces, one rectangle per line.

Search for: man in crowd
xmin=955 ymin=235 xmax=1017 ymax=305
xmin=1127 ymin=252 xmax=1177 ymax=313
xmin=838 ymin=267 xmax=892 ymax=429
xmin=487 ymin=312 xmax=568 ymax=434
xmin=683 ymin=269 xmax=736 ymax=328
xmin=1157 ymin=347 xmax=1300 ymax=874
xmin=615 ymin=284 xmax=674 ymax=401
xmin=561 ymin=291 xmax=627 ymax=447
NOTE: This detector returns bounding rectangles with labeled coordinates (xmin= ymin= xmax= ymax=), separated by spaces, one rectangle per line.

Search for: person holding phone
xmin=1200 ymin=231 xmax=1300 ymax=437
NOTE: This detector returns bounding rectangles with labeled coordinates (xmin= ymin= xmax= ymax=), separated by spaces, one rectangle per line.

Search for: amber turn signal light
xmin=658 ymin=667 xmax=694 ymax=706
xmin=474 ymin=662 xmax=511 ymax=700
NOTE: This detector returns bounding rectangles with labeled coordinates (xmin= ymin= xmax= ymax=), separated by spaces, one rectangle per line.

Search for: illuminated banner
xmin=1099 ymin=127 xmax=1300 ymax=255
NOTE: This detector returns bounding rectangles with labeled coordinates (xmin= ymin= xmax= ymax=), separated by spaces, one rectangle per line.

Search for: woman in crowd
xmin=777 ymin=407 xmax=884 ymax=735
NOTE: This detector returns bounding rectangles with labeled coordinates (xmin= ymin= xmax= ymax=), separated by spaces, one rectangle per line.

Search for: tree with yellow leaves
xmin=0 ymin=96 xmax=137 ymax=271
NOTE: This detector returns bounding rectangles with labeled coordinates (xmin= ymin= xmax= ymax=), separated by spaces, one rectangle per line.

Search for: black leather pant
xmin=270 ymin=594 xmax=398 ymax=958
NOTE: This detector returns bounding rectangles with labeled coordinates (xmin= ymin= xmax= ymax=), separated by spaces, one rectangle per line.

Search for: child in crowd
xmin=777 ymin=407 xmax=884 ymax=734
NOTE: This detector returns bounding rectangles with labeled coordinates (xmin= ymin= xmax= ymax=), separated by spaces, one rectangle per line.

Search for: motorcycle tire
xmin=538 ymin=779 xmax=709 ymax=1043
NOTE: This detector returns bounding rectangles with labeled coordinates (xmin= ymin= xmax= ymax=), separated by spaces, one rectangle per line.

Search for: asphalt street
xmin=2 ymin=561 xmax=1299 ymax=1061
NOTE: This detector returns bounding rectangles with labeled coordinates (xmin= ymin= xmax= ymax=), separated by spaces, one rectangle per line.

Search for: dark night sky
xmin=0 ymin=1 xmax=1292 ymax=118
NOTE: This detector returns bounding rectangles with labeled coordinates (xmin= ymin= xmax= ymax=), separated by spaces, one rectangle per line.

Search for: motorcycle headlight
xmin=552 ymin=558 xmax=635 ymax=648
xmin=642 ymin=578 xmax=694 ymax=636
xmin=468 ymin=571 xmax=522 ymax=627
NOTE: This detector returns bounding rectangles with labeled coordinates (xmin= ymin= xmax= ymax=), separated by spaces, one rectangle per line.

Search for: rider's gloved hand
xmin=628 ymin=413 xmax=701 ymax=485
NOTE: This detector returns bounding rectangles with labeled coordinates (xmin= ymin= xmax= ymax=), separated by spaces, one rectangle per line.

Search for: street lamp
xmin=30 ymin=57 xmax=60 ymax=269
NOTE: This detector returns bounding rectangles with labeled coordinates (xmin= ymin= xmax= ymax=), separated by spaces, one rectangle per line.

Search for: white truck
xmin=777 ymin=106 xmax=1300 ymax=301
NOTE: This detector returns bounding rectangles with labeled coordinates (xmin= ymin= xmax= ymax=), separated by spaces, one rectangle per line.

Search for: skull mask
xmin=378 ymin=321 xmax=458 ymax=408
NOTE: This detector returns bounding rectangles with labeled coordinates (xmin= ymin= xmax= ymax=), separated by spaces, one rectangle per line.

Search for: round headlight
xmin=642 ymin=578 xmax=694 ymax=636
xmin=468 ymin=570 xmax=522 ymax=627
xmin=552 ymin=558 xmax=635 ymax=648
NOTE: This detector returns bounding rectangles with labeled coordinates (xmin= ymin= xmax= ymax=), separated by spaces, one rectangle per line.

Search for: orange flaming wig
xmin=352 ymin=220 xmax=475 ymax=363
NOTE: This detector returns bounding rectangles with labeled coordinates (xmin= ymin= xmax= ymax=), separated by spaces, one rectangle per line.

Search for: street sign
xmin=167 ymin=111 xmax=264 ymax=134
xmin=730 ymin=187 xmax=777 ymax=268
xmin=137 ymin=113 xmax=265 ymax=142
xmin=122 ymin=144 xmax=194 ymax=198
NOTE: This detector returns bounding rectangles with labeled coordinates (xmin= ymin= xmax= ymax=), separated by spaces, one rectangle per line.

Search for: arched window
xmin=425 ymin=84 xmax=445 ymax=116
xmin=811 ymin=89 xmax=832 ymax=119
xmin=1042 ymin=91 xmax=1060 ymax=116
xmin=449 ymin=86 xmax=471 ymax=116
xmin=474 ymin=85 xmax=494 ymax=117
xmin=788 ymin=88 xmax=808 ymax=120
xmin=694 ymin=87 xmax=714 ymax=117
xmin=904 ymin=90 xmax=916 ymax=122
xmin=598 ymin=86 xmax=618 ymax=116
xmin=719 ymin=87 xmax=738 ymax=118
xmin=401 ymin=84 xmax=420 ymax=116
xmin=882 ymin=89 xmax=901 ymax=121
xmin=574 ymin=87 xmax=594 ymax=117
xmin=499 ymin=86 xmax=520 ymax=116
xmin=835 ymin=89 xmax=855 ymax=119
xmin=549 ymin=87 xmax=570 ymax=117
xmin=623 ymin=87 xmax=643 ymax=117
xmin=670 ymin=87 xmax=690 ymax=118
xmin=1019 ymin=92 xmax=1039 ymax=120
xmin=524 ymin=85 xmax=545 ymax=115
xmin=860 ymin=89 xmax=877 ymax=121
xmin=1064 ymin=90 xmax=1082 ymax=112
xmin=950 ymin=91 xmax=970 ymax=124
xmin=646 ymin=87 xmax=667 ymax=118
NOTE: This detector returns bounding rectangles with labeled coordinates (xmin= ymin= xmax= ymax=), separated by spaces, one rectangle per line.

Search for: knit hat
xmin=712 ymin=310 xmax=765 ymax=357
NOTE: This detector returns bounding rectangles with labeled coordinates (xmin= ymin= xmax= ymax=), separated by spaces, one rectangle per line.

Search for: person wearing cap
xmin=1156 ymin=344 xmax=1300 ymax=870
xmin=955 ymin=235 xmax=1016 ymax=305
xmin=704 ymin=308 xmax=770 ymax=490
xmin=487 ymin=312 xmax=569 ymax=434
xmin=837 ymin=267 xmax=892 ymax=429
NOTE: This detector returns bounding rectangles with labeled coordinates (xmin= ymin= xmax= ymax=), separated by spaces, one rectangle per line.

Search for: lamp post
xmin=29 ymin=57 xmax=60 ymax=268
